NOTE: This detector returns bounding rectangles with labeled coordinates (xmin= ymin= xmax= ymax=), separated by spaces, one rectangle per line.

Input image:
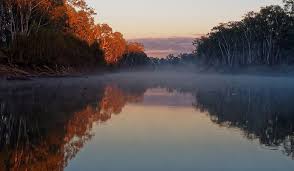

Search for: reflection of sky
xmin=86 ymin=0 xmax=281 ymax=39
xmin=66 ymin=89 xmax=294 ymax=171
xmin=142 ymin=88 xmax=195 ymax=107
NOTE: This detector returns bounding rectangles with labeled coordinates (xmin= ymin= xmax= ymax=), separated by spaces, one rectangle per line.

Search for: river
xmin=1 ymin=72 xmax=294 ymax=170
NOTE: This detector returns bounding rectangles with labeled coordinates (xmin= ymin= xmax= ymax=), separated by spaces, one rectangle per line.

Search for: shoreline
xmin=2 ymin=64 xmax=294 ymax=81
xmin=0 ymin=64 xmax=109 ymax=80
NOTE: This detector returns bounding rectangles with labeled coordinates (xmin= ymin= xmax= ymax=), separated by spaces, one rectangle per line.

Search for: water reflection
xmin=191 ymin=85 xmax=294 ymax=159
xmin=0 ymin=82 xmax=144 ymax=170
xmin=0 ymin=82 xmax=103 ymax=170
xmin=100 ymin=85 xmax=144 ymax=116
xmin=1 ymin=76 xmax=294 ymax=170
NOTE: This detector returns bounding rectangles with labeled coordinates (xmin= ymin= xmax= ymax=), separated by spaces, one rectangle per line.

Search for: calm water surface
xmin=1 ymin=73 xmax=294 ymax=170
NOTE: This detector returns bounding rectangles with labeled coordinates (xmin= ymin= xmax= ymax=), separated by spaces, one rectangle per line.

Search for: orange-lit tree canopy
xmin=126 ymin=42 xmax=145 ymax=53
xmin=0 ymin=0 xmax=144 ymax=66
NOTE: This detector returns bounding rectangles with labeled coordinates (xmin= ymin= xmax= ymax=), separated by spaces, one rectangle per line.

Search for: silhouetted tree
xmin=194 ymin=4 xmax=294 ymax=67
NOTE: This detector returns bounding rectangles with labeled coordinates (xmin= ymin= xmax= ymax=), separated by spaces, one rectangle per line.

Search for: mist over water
xmin=1 ymin=71 xmax=294 ymax=170
xmin=1 ymin=0 xmax=294 ymax=170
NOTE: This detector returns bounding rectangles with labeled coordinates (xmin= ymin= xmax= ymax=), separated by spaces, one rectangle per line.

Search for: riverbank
xmin=0 ymin=65 xmax=73 ymax=80
xmin=0 ymin=64 xmax=109 ymax=80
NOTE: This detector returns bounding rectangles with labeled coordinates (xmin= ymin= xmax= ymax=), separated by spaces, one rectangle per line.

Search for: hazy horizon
xmin=128 ymin=37 xmax=196 ymax=58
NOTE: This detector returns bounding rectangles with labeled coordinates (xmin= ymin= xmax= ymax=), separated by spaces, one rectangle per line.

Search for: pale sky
xmin=86 ymin=0 xmax=282 ymax=39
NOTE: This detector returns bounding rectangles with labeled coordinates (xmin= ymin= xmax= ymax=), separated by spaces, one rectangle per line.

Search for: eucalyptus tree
xmin=284 ymin=0 xmax=294 ymax=16
xmin=0 ymin=0 xmax=8 ymax=46
xmin=194 ymin=4 xmax=294 ymax=67
xmin=2 ymin=0 xmax=52 ymax=41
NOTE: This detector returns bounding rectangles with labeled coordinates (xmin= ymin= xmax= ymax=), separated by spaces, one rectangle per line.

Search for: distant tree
xmin=118 ymin=42 xmax=149 ymax=68
xmin=125 ymin=42 xmax=144 ymax=53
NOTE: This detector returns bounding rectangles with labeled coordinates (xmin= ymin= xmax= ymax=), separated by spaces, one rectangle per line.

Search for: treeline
xmin=194 ymin=1 xmax=294 ymax=67
xmin=114 ymin=0 xmax=294 ymax=70
xmin=116 ymin=53 xmax=198 ymax=70
xmin=151 ymin=53 xmax=197 ymax=66
xmin=2 ymin=0 xmax=293 ymax=72
xmin=143 ymin=1 xmax=294 ymax=69
xmin=0 ymin=0 xmax=145 ymax=72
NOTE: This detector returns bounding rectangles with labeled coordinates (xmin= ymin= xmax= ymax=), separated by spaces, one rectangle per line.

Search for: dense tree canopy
xmin=0 ymin=0 xmax=146 ymax=70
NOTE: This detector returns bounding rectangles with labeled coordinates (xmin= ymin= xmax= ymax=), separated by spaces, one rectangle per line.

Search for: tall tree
xmin=97 ymin=24 xmax=127 ymax=64
xmin=284 ymin=0 xmax=294 ymax=16
xmin=3 ymin=0 xmax=52 ymax=40
xmin=194 ymin=5 xmax=294 ymax=67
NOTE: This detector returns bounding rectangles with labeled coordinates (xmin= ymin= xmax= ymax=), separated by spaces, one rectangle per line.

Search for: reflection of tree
xmin=100 ymin=85 xmax=144 ymax=116
xmin=0 ymin=82 xmax=145 ymax=170
xmin=0 ymin=83 xmax=105 ymax=170
xmin=96 ymin=78 xmax=294 ymax=160
xmin=63 ymin=105 xmax=110 ymax=166
xmin=191 ymin=86 xmax=294 ymax=159
xmin=2 ymin=77 xmax=294 ymax=169
xmin=0 ymin=107 xmax=71 ymax=170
